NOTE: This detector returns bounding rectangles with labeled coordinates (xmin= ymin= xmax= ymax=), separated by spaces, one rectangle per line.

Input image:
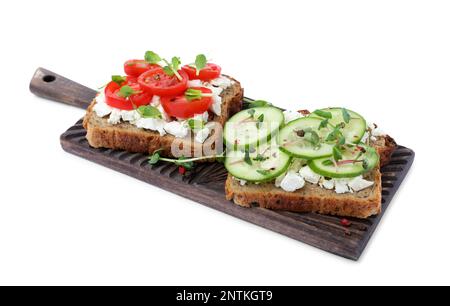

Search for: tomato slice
xmin=105 ymin=77 xmax=153 ymax=110
xmin=124 ymin=59 xmax=159 ymax=77
xmin=161 ymin=87 xmax=213 ymax=119
xmin=181 ymin=63 xmax=221 ymax=81
xmin=138 ymin=68 xmax=189 ymax=97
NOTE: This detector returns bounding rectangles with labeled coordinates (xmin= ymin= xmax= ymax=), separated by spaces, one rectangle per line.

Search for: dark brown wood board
xmin=31 ymin=68 xmax=415 ymax=260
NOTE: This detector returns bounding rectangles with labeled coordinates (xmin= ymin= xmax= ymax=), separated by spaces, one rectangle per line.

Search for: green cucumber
xmin=225 ymin=144 xmax=291 ymax=182
xmin=310 ymin=107 xmax=366 ymax=143
xmin=224 ymin=107 xmax=284 ymax=149
xmin=308 ymin=145 xmax=379 ymax=178
xmin=278 ymin=117 xmax=334 ymax=159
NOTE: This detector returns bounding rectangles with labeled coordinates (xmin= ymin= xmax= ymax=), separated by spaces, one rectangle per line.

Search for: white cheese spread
xmin=210 ymin=75 xmax=233 ymax=88
xmin=274 ymin=164 xmax=373 ymax=194
xmin=207 ymin=85 xmax=224 ymax=96
xmin=210 ymin=94 xmax=222 ymax=116
xmin=121 ymin=110 xmax=140 ymax=122
xmin=299 ymin=165 xmax=321 ymax=184
xmin=274 ymin=173 xmax=286 ymax=188
xmin=163 ymin=121 xmax=188 ymax=138
xmin=348 ymin=175 xmax=374 ymax=192
xmin=135 ymin=118 xmax=166 ymax=135
xmin=194 ymin=127 xmax=210 ymax=144
xmin=334 ymin=179 xmax=351 ymax=194
xmin=187 ymin=79 xmax=203 ymax=87
xmin=319 ymin=177 xmax=335 ymax=190
xmin=93 ymin=91 xmax=112 ymax=117
xmin=193 ymin=111 xmax=209 ymax=123
xmin=107 ymin=109 xmax=122 ymax=125
xmin=280 ymin=171 xmax=305 ymax=192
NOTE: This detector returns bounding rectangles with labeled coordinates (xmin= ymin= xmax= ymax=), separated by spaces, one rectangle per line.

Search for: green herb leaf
xmin=253 ymin=154 xmax=269 ymax=162
xmin=313 ymin=109 xmax=332 ymax=119
xmin=337 ymin=135 xmax=346 ymax=146
xmin=332 ymin=145 xmax=343 ymax=162
xmin=246 ymin=99 xmax=272 ymax=108
xmin=148 ymin=149 xmax=164 ymax=165
xmin=185 ymin=88 xmax=203 ymax=101
xmin=163 ymin=65 xmax=174 ymax=76
xmin=171 ymin=56 xmax=181 ymax=71
xmin=111 ymin=75 xmax=127 ymax=85
xmin=216 ymin=156 xmax=226 ymax=163
xmin=319 ymin=119 xmax=329 ymax=130
xmin=304 ymin=130 xmax=320 ymax=147
xmin=325 ymin=126 xmax=342 ymax=142
xmin=244 ymin=150 xmax=252 ymax=166
xmin=194 ymin=54 xmax=207 ymax=76
xmin=137 ymin=105 xmax=162 ymax=118
xmin=247 ymin=109 xmax=256 ymax=118
xmin=174 ymin=156 xmax=194 ymax=170
xmin=117 ymin=85 xmax=140 ymax=98
xmin=187 ymin=119 xmax=205 ymax=130
xmin=342 ymin=108 xmax=351 ymax=124
xmin=362 ymin=158 xmax=369 ymax=170
xmin=256 ymin=113 xmax=264 ymax=128
xmin=364 ymin=146 xmax=378 ymax=167
xmin=366 ymin=146 xmax=377 ymax=155
xmin=322 ymin=159 xmax=334 ymax=166
xmin=256 ymin=169 xmax=271 ymax=176
xmin=144 ymin=51 xmax=161 ymax=64
xmin=162 ymin=57 xmax=182 ymax=79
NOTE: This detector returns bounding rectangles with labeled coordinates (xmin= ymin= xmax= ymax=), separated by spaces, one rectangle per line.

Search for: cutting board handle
xmin=29 ymin=67 xmax=97 ymax=109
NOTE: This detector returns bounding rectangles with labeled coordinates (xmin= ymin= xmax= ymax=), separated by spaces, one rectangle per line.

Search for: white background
xmin=1 ymin=0 xmax=449 ymax=285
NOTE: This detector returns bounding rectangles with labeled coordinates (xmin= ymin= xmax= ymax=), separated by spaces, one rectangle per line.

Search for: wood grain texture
xmin=60 ymin=120 xmax=414 ymax=260
xmin=29 ymin=67 xmax=96 ymax=109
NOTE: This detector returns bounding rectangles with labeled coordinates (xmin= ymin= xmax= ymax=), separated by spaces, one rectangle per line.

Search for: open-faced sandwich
xmin=88 ymin=52 xmax=397 ymax=219
xmin=223 ymin=103 xmax=396 ymax=218
xmin=83 ymin=52 xmax=243 ymax=159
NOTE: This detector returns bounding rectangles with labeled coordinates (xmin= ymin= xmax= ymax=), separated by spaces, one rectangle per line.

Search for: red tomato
xmin=138 ymin=68 xmax=188 ymax=97
xmin=124 ymin=59 xmax=159 ymax=77
xmin=105 ymin=78 xmax=153 ymax=110
xmin=161 ymin=87 xmax=213 ymax=119
xmin=181 ymin=63 xmax=221 ymax=81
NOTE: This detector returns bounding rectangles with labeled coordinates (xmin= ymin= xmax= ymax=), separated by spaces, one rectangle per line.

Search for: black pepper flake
xmin=295 ymin=129 xmax=305 ymax=137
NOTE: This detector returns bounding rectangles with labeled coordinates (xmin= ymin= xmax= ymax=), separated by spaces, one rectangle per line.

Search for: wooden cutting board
xmin=30 ymin=67 xmax=415 ymax=260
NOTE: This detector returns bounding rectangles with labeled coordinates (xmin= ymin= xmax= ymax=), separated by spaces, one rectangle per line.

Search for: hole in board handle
xmin=43 ymin=75 xmax=56 ymax=83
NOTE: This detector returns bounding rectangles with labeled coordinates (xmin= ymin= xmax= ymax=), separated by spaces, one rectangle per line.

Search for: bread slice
xmin=225 ymin=168 xmax=381 ymax=218
xmin=82 ymin=76 xmax=243 ymax=159
xmin=373 ymin=134 xmax=397 ymax=167
xmin=225 ymin=135 xmax=396 ymax=219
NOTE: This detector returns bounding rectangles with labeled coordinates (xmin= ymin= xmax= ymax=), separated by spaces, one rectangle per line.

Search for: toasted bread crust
xmin=374 ymin=135 xmax=397 ymax=167
xmin=225 ymin=168 xmax=382 ymax=219
xmin=83 ymin=76 xmax=243 ymax=159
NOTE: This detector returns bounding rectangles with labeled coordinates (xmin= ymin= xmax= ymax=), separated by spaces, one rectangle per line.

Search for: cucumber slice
xmin=310 ymin=108 xmax=366 ymax=143
xmin=225 ymin=144 xmax=291 ymax=182
xmin=224 ymin=107 xmax=284 ymax=149
xmin=278 ymin=117 xmax=334 ymax=159
xmin=308 ymin=145 xmax=379 ymax=178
